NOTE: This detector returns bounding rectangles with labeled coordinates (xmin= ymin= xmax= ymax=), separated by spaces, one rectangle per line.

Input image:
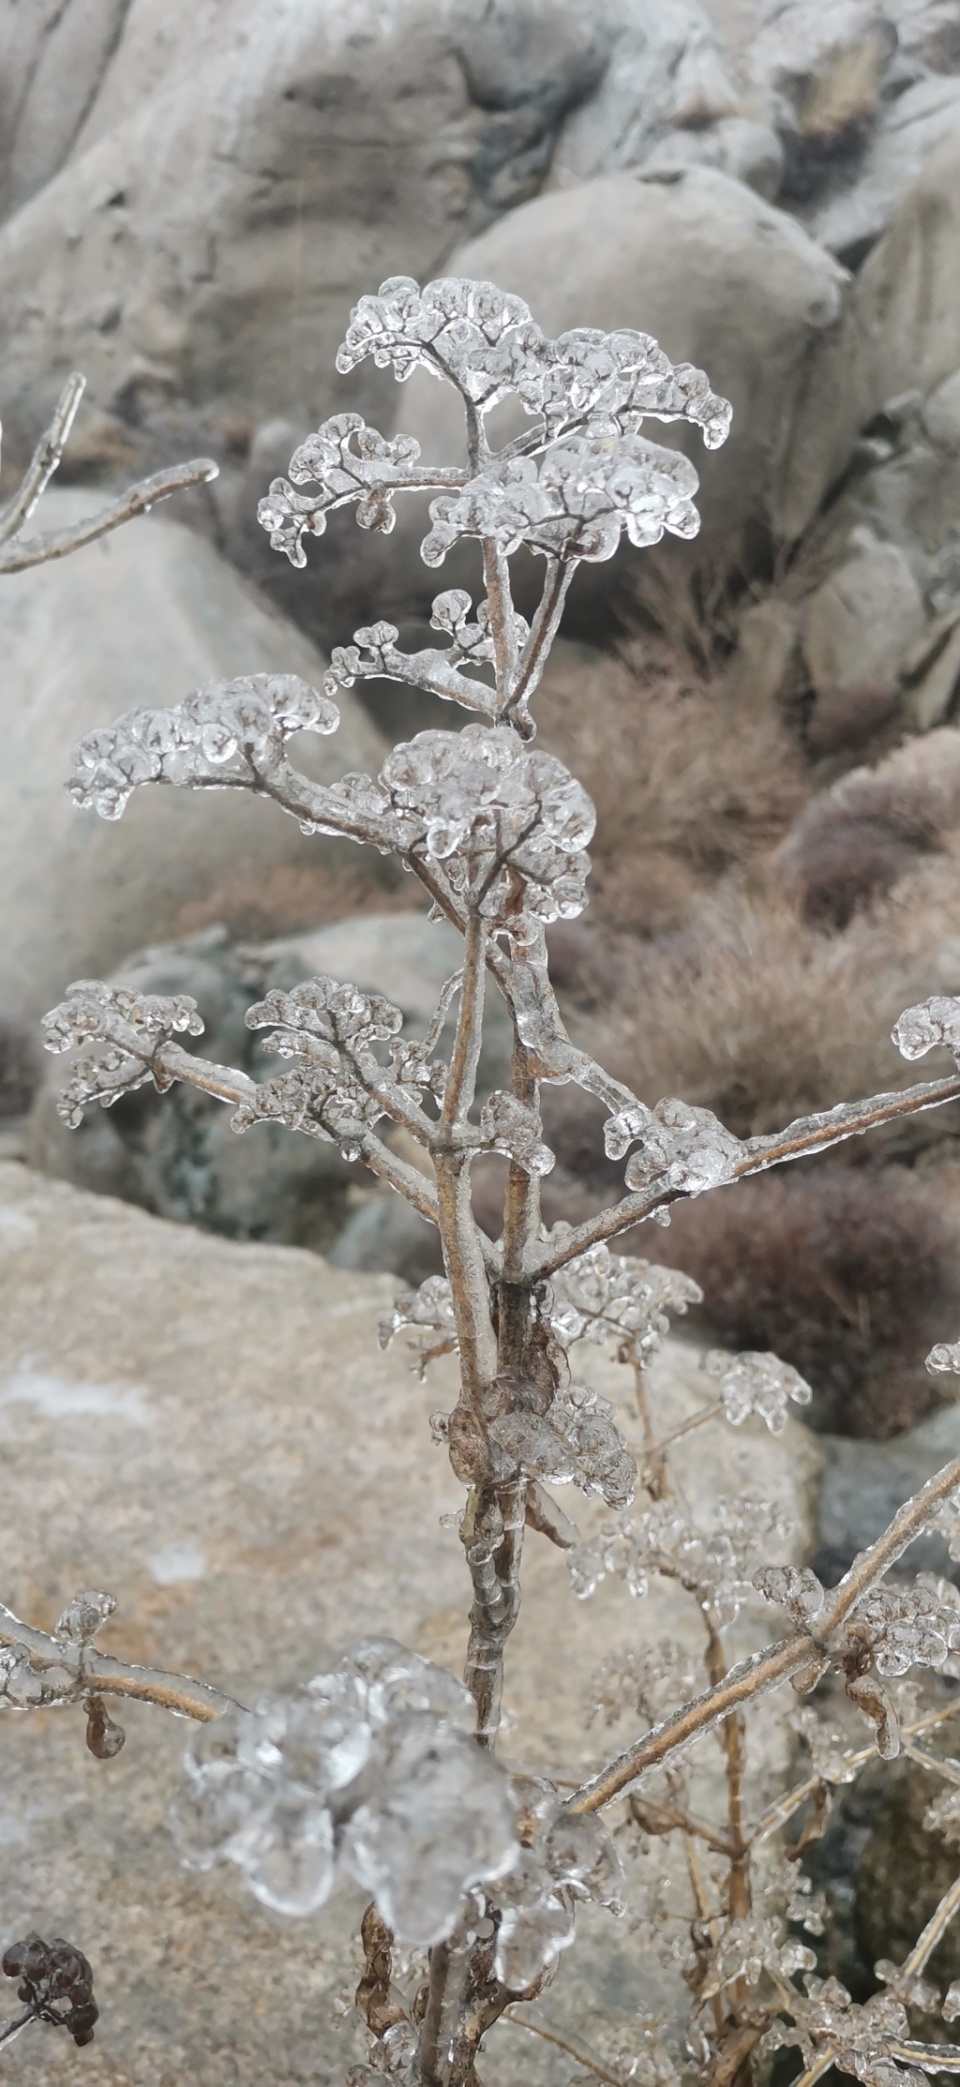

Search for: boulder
xmin=375 ymin=165 xmax=848 ymax=626
xmin=800 ymin=537 xmax=926 ymax=744
xmin=817 ymin=1396 xmax=960 ymax=1580
xmin=546 ymin=0 xmax=739 ymax=188
xmin=0 ymin=490 xmax=386 ymax=1023
xmin=27 ymin=913 xmax=515 ymax=1245
xmin=0 ymin=1159 xmax=820 ymax=2081
xmin=803 ymin=72 xmax=960 ymax=264
xmin=783 ymin=129 xmax=960 ymax=539
xmin=0 ymin=0 xmax=744 ymax=484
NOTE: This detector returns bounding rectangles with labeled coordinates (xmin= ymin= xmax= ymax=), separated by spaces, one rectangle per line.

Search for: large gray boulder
xmin=783 ymin=128 xmax=960 ymax=540
xmin=0 ymin=1158 xmax=820 ymax=2083
xmin=0 ymin=0 xmax=747 ymax=486
xmin=0 ymin=490 xmax=386 ymax=1022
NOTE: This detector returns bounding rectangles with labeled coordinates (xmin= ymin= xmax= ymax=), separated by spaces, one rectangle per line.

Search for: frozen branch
xmin=0 ymin=457 xmax=219 ymax=573
xmin=569 ymin=1449 xmax=960 ymax=1813
xmin=0 ymin=1598 xmax=242 ymax=1723
xmin=0 ymin=372 xmax=85 ymax=545
xmin=534 ymin=1071 xmax=960 ymax=1279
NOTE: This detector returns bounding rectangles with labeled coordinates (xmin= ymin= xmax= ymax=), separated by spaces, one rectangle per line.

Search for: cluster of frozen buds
xmin=701 ymin=1349 xmax=813 ymax=1434
xmin=765 ymin=1975 xmax=933 ymax=2087
xmin=68 ymin=673 xmax=338 ymax=821
xmin=171 ymin=1637 xmax=623 ymax=1987
xmin=259 ymin=276 xmax=730 ymax=575
xmin=41 ymin=980 xmax=204 ymax=1126
xmin=439 ymin=1372 xmax=637 ymax=1510
xmin=569 ymin=1494 xmax=791 ymax=1611
xmin=545 ymin=1244 xmax=703 ymax=1361
xmin=604 ymin=1096 xmax=742 ymax=1198
xmin=171 ymin=1639 xmax=518 ymax=1943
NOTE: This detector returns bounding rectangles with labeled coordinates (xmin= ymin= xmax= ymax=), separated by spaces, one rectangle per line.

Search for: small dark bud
xmin=84 ymin=1693 xmax=126 ymax=1760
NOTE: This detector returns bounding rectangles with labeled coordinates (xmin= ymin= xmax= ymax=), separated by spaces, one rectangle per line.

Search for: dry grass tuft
xmin=657 ymin=1165 xmax=960 ymax=1438
xmin=779 ymin=728 xmax=960 ymax=930
xmin=173 ymin=859 xmax=422 ymax=942
xmin=537 ymin=634 xmax=808 ymax=934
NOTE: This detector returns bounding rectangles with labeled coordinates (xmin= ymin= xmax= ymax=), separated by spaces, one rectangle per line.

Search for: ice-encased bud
xmin=244 ymin=1791 xmax=336 ymax=1917
xmin=333 ymin=1638 xmax=476 ymax=1734
xmin=340 ymin=1712 xmax=518 ymax=1944
xmin=702 ymin=1350 xmax=812 ymax=1433
xmin=56 ymin=1589 xmax=117 ymax=1643
xmin=478 ymin=1091 xmax=555 ymax=1176
xmin=892 ymin=996 xmax=960 ymax=1063
xmin=170 ymin=1762 xmax=275 ymax=1872
xmin=241 ymin=1692 xmax=371 ymax=1792
xmin=927 ymin=1340 xmax=960 ymax=1376
xmin=623 ymin=1099 xmax=741 ymax=1197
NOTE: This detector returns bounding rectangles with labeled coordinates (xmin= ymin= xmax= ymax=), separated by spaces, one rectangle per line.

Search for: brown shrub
xmin=537 ymin=634 xmax=808 ymax=933
xmin=778 ymin=728 xmax=960 ymax=930
xmin=654 ymin=1165 xmax=960 ymax=1438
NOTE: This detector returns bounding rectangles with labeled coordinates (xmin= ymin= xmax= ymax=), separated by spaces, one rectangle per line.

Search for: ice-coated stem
xmin=534 ymin=1071 xmax=960 ymax=1279
xmin=570 ymin=1451 xmax=960 ymax=1813
xmin=0 ymin=372 xmax=85 ymax=545
xmin=0 ymin=458 xmax=220 ymax=572
xmin=0 ymin=1600 xmax=242 ymax=1722
xmin=902 ymin=1875 xmax=960 ymax=1978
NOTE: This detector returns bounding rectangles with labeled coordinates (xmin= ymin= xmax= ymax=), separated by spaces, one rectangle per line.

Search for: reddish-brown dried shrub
xmin=658 ymin=1165 xmax=960 ymax=1438
xmin=538 ymin=634 xmax=808 ymax=933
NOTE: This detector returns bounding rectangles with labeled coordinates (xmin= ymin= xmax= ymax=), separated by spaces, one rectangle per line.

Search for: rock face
xmin=0 ymin=0 xmax=736 ymax=477
xmin=0 ymin=490 xmax=386 ymax=1023
xmin=27 ymin=913 xmax=514 ymax=1249
xmin=0 ymin=1160 xmax=820 ymax=2082
xmin=801 ymin=539 xmax=926 ymax=746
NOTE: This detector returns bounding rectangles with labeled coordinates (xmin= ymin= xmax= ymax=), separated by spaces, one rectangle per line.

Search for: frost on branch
xmin=41 ymin=981 xmax=204 ymax=1126
xmin=257 ymin=415 xmax=436 ymax=566
xmin=570 ymin=1495 xmax=790 ymax=1609
xmin=68 ymin=674 xmax=339 ymax=820
xmin=701 ymin=1350 xmax=813 ymax=1434
xmin=892 ymin=995 xmax=960 ymax=1064
xmin=421 ymin=435 xmax=701 ymax=569
xmin=171 ymin=1639 xmax=518 ymax=1942
xmin=545 ymin=1243 xmax=702 ymax=1363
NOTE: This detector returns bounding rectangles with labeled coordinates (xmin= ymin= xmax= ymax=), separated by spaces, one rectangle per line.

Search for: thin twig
xmin=0 ymin=459 xmax=220 ymax=573
xmin=0 ymin=1601 xmax=242 ymax=1722
xmin=902 ymin=1875 xmax=960 ymax=1978
xmin=0 ymin=372 xmax=85 ymax=545
xmin=501 ymin=2007 xmax=629 ymax=2086
xmin=569 ymin=1453 xmax=960 ymax=1813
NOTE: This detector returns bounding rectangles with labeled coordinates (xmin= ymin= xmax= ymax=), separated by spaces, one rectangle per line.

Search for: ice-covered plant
xmin=6 ymin=277 xmax=960 ymax=2085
